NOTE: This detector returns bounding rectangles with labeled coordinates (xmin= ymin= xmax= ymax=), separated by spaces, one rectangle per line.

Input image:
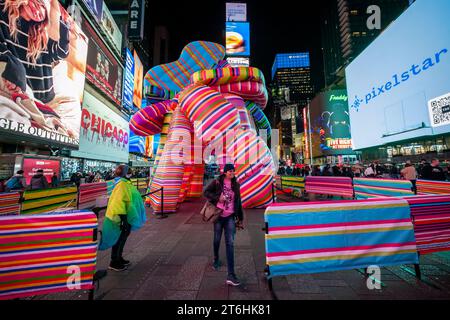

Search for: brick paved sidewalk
xmin=30 ymin=195 xmax=450 ymax=300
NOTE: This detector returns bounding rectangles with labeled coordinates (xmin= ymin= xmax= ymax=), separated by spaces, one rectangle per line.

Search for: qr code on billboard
xmin=428 ymin=93 xmax=450 ymax=127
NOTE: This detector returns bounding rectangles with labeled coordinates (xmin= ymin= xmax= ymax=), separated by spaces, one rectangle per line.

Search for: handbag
xmin=200 ymin=201 xmax=223 ymax=223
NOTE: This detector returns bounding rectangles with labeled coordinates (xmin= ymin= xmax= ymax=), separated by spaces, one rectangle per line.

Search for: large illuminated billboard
xmin=0 ymin=3 xmax=88 ymax=148
xmin=345 ymin=0 xmax=450 ymax=150
xmin=226 ymin=22 xmax=250 ymax=56
xmin=310 ymin=90 xmax=353 ymax=158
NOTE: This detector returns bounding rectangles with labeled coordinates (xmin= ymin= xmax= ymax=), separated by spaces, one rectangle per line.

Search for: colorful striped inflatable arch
xmin=0 ymin=210 xmax=97 ymax=299
xmin=265 ymin=199 xmax=419 ymax=277
xmin=131 ymin=41 xmax=275 ymax=213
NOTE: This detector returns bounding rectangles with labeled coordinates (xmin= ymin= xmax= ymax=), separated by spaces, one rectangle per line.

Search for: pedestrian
xmin=70 ymin=172 xmax=81 ymax=188
xmin=390 ymin=163 xmax=400 ymax=179
xmin=322 ymin=164 xmax=332 ymax=176
xmin=352 ymin=161 xmax=363 ymax=177
xmin=401 ymin=161 xmax=418 ymax=194
xmin=5 ymin=169 xmax=27 ymax=192
xmin=418 ymin=159 xmax=430 ymax=179
xmin=286 ymin=165 xmax=293 ymax=176
xmin=203 ymin=163 xmax=244 ymax=286
xmin=30 ymin=169 xmax=48 ymax=190
xmin=428 ymin=158 xmax=446 ymax=181
xmin=364 ymin=164 xmax=376 ymax=178
xmin=51 ymin=172 xmax=59 ymax=188
xmin=99 ymin=164 xmax=146 ymax=271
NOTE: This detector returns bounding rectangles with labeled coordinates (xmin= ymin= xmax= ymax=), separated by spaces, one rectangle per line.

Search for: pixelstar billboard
xmin=345 ymin=0 xmax=450 ymax=150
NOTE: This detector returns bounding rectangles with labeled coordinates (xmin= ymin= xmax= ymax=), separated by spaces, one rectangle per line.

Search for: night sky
xmin=146 ymin=0 xmax=326 ymax=90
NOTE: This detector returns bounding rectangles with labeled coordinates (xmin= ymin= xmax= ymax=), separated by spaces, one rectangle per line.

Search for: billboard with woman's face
xmin=0 ymin=1 xmax=88 ymax=148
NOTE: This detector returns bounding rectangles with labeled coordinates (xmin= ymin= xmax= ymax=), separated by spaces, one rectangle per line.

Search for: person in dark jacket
xmin=51 ymin=172 xmax=59 ymax=188
xmin=428 ymin=159 xmax=446 ymax=181
xmin=30 ymin=169 xmax=48 ymax=190
xmin=70 ymin=172 xmax=82 ymax=187
xmin=203 ymin=163 xmax=243 ymax=287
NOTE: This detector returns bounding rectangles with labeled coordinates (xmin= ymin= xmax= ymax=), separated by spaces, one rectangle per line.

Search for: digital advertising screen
xmin=226 ymin=57 xmax=250 ymax=67
xmin=71 ymin=91 xmax=130 ymax=163
xmin=226 ymin=22 xmax=250 ymax=56
xmin=129 ymin=131 xmax=145 ymax=154
xmin=101 ymin=3 xmax=123 ymax=53
xmin=310 ymin=90 xmax=353 ymax=158
xmin=81 ymin=0 xmax=103 ymax=22
xmin=82 ymin=15 xmax=123 ymax=107
xmin=0 ymin=3 xmax=88 ymax=148
xmin=226 ymin=3 xmax=247 ymax=22
xmin=345 ymin=0 xmax=450 ymax=150
xmin=123 ymin=48 xmax=135 ymax=113
xmin=133 ymin=51 xmax=144 ymax=110
xmin=22 ymin=159 xmax=61 ymax=185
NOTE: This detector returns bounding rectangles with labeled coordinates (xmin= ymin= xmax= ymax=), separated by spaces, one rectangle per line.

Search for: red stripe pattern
xmin=405 ymin=195 xmax=450 ymax=255
xmin=78 ymin=183 xmax=108 ymax=210
xmin=0 ymin=211 xmax=97 ymax=300
xmin=0 ymin=192 xmax=20 ymax=216
xmin=305 ymin=176 xmax=354 ymax=198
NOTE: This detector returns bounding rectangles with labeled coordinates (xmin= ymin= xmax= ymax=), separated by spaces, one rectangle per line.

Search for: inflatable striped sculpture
xmin=130 ymin=41 xmax=275 ymax=213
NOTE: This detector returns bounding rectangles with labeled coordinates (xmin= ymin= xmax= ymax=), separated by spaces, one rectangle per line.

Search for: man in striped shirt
xmin=0 ymin=0 xmax=72 ymax=136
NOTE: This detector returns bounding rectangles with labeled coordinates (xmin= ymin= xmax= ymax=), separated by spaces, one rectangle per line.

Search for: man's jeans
xmin=213 ymin=215 xmax=236 ymax=276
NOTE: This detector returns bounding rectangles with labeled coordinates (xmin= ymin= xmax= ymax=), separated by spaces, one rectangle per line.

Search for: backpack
xmin=6 ymin=176 xmax=22 ymax=190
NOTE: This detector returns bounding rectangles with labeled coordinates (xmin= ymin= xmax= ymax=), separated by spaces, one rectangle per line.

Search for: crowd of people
xmin=0 ymin=168 xmax=151 ymax=193
xmin=277 ymin=158 xmax=450 ymax=182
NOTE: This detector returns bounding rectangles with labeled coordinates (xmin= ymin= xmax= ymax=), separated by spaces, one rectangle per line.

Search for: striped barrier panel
xmin=305 ymin=176 xmax=354 ymax=198
xmin=78 ymin=183 xmax=108 ymax=210
xmin=264 ymin=198 xmax=419 ymax=277
xmin=0 ymin=192 xmax=21 ymax=216
xmin=353 ymin=178 xmax=414 ymax=200
xmin=416 ymin=180 xmax=450 ymax=195
xmin=21 ymin=187 xmax=78 ymax=215
xmin=404 ymin=195 xmax=450 ymax=255
xmin=131 ymin=179 xmax=149 ymax=192
xmin=275 ymin=176 xmax=282 ymax=189
xmin=0 ymin=210 xmax=98 ymax=300
xmin=106 ymin=180 xmax=115 ymax=197
xmin=282 ymin=176 xmax=305 ymax=193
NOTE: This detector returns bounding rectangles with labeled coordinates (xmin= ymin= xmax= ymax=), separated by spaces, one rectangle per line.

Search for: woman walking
xmin=204 ymin=164 xmax=244 ymax=286
xmin=99 ymin=164 xmax=146 ymax=271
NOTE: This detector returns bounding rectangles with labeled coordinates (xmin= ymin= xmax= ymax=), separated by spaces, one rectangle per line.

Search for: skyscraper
xmin=271 ymin=53 xmax=314 ymax=108
xmin=271 ymin=53 xmax=314 ymax=161
xmin=321 ymin=0 xmax=410 ymax=87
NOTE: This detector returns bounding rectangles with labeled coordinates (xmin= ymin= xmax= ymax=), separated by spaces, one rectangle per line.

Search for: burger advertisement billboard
xmin=226 ymin=22 xmax=250 ymax=56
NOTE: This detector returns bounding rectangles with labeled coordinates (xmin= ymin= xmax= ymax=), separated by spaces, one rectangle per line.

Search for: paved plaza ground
xmin=27 ymin=190 xmax=450 ymax=301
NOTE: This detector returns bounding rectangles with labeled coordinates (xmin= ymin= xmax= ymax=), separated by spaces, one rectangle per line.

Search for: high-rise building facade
xmin=271 ymin=53 xmax=314 ymax=162
xmin=272 ymin=53 xmax=314 ymax=108
xmin=321 ymin=0 xmax=410 ymax=87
